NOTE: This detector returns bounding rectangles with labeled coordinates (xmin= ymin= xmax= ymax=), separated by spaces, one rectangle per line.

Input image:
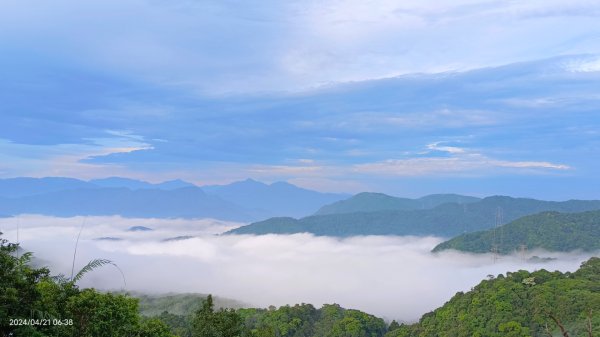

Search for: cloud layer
xmin=2 ymin=0 xmax=599 ymax=93
xmin=1 ymin=0 xmax=599 ymax=198
xmin=1 ymin=215 xmax=596 ymax=322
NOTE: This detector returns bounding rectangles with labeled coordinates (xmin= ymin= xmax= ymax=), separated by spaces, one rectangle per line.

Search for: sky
xmin=1 ymin=0 xmax=600 ymax=198
xmin=1 ymin=215 xmax=596 ymax=322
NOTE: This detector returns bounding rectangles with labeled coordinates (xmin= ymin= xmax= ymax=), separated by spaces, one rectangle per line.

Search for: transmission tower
xmin=463 ymin=203 xmax=468 ymax=234
xmin=519 ymin=244 xmax=528 ymax=261
xmin=491 ymin=207 xmax=504 ymax=263
xmin=497 ymin=207 xmax=504 ymax=248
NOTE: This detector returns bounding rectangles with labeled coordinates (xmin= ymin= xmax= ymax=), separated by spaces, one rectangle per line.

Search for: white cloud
xmin=354 ymin=157 xmax=473 ymax=176
xmin=278 ymin=0 xmax=600 ymax=91
xmin=353 ymin=146 xmax=571 ymax=176
xmin=427 ymin=142 xmax=467 ymax=154
xmin=0 ymin=134 xmax=151 ymax=179
xmin=385 ymin=109 xmax=500 ymax=129
xmin=249 ymin=164 xmax=326 ymax=176
xmin=2 ymin=0 xmax=599 ymax=93
xmin=0 ymin=215 xmax=243 ymax=243
xmin=565 ymin=57 xmax=600 ymax=73
xmin=202 ymin=142 xmax=572 ymax=190
xmin=493 ymin=160 xmax=570 ymax=170
xmin=1 ymin=215 xmax=595 ymax=322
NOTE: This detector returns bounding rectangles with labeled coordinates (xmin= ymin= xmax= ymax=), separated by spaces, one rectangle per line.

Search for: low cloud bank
xmin=1 ymin=215 xmax=596 ymax=322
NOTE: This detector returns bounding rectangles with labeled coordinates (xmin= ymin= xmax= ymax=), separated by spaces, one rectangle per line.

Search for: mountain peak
xmin=203 ymin=179 xmax=347 ymax=218
xmin=90 ymin=177 xmax=152 ymax=189
xmin=157 ymin=179 xmax=196 ymax=189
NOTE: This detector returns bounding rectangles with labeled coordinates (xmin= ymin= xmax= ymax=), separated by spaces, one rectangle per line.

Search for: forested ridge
xmin=1 ymin=233 xmax=598 ymax=337
xmin=313 ymin=193 xmax=480 ymax=215
xmin=228 ymin=196 xmax=600 ymax=237
xmin=433 ymin=210 xmax=600 ymax=254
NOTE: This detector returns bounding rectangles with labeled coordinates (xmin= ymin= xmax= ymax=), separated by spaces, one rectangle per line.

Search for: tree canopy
xmin=387 ymin=258 xmax=600 ymax=337
xmin=434 ymin=210 xmax=600 ymax=254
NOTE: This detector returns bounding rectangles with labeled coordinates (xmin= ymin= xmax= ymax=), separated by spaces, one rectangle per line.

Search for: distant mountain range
xmin=204 ymin=178 xmax=349 ymax=218
xmin=0 ymin=177 xmax=96 ymax=198
xmin=226 ymin=194 xmax=600 ymax=237
xmin=0 ymin=187 xmax=252 ymax=221
xmin=0 ymin=177 xmax=347 ymax=221
xmin=432 ymin=210 xmax=600 ymax=254
xmin=4 ymin=177 xmax=600 ymax=238
xmin=0 ymin=177 xmax=196 ymax=199
xmin=90 ymin=177 xmax=195 ymax=190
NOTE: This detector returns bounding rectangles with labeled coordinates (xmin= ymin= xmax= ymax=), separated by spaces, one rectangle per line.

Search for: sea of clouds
xmin=0 ymin=215 xmax=596 ymax=322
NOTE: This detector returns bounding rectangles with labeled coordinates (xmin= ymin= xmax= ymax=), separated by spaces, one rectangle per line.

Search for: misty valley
xmin=1 ymin=177 xmax=599 ymax=337
xmin=4 ymin=2 xmax=600 ymax=336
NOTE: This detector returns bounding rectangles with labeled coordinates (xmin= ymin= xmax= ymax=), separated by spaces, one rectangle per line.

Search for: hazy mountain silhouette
xmin=203 ymin=178 xmax=349 ymax=218
xmin=90 ymin=177 xmax=195 ymax=190
xmin=0 ymin=186 xmax=253 ymax=221
xmin=0 ymin=177 xmax=348 ymax=221
xmin=0 ymin=177 xmax=96 ymax=198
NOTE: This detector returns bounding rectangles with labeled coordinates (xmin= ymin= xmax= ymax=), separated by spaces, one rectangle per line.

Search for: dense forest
xmin=433 ymin=210 xmax=600 ymax=254
xmin=228 ymin=196 xmax=600 ymax=237
xmin=2 ymin=232 xmax=598 ymax=337
xmin=154 ymin=300 xmax=388 ymax=337
xmin=387 ymin=257 xmax=600 ymax=337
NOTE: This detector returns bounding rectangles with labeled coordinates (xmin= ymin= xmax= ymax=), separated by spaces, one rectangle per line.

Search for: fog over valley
xmin=2 ymin=1 xmax=600 ymax=335
xmin=1 ymin=215 xmax=595 ymax=322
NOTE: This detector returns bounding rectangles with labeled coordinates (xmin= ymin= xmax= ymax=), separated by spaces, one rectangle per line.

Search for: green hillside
xmin=314 ymin=193 xmax=480 ymax=215
xmin=2 ymin=231 xmax=599 ymax=337
xmin=227 ymin=196 xmax=600 ymax=237
xmin=433 ymin=210 xmax=600 ymax=254
xmin=387 ymin=257 xmax=600 ymax=337
xmin=229 ymin=217 xmax=307 ymax=235
xmin=238 ymin=303 xmax=387 ymax=337
xmin=129 ymin=292 xmax=248 ymax=317
xmin=155 ymin=299 xmax=389 ymax=337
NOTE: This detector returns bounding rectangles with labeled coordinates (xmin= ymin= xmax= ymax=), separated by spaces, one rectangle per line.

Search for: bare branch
xmin=548 ymin=313 xmax=570 ymax=337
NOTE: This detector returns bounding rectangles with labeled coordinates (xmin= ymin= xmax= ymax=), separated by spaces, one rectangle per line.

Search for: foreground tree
xmin=192 ymin=295 xmax=243 ymax=337
xmin=0 ymin=233 xmax=174 ymax=337
xmin=0 ymin=234 xmax=50 ymax=336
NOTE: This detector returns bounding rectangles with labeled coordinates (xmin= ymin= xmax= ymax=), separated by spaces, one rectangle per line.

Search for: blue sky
xmin=1 ymin=0 xmax=600 ymax=198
